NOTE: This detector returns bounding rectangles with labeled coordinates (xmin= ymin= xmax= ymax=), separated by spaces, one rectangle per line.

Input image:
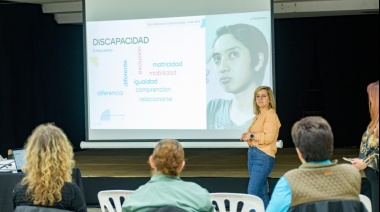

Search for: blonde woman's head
xmin=22 ymin=123 xmax=74 ymax=206
xmin=253 ymin=86 xmax=276 ymax=115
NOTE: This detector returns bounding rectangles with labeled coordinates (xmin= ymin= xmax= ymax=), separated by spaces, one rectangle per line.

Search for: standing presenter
xmin=240 ymin=86 xmax=281 ymax=208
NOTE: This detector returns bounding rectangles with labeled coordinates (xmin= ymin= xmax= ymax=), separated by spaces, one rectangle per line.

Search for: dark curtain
xmin=0 ymin=3 xmax=84 ymax=157
xmin=275 ymin=15 xmax=379 ymax=148
xmin=0 ymin=3 xmax=378 ymax=156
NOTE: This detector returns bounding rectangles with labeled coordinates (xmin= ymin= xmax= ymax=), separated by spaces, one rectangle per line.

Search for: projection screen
xmin=81 ymin=0 xmax=276 ymax=148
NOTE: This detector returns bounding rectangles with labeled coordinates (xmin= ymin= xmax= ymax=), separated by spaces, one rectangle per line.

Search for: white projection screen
xmin=81 ymin=0 xmax=276 ymax=148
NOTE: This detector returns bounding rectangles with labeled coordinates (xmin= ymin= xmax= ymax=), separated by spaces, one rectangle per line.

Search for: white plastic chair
xmin=209 ymin=192 xmax=265 ymax=212
xmin=97 ymin=190 xmax=134 ymax=212
xmin=359 ymin=194 xmax=372 ymax=212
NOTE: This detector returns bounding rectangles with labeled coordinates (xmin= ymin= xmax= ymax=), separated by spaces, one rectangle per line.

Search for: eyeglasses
xmin=255 ymin=95 xmax=268 ymax=99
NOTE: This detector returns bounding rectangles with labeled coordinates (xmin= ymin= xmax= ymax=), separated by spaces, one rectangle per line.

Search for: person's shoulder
xmin=181 ymin=180 xmax=204 ymax=187
xmin=336 ymin=163 xmax=361 ymax=175
xmin=180 ymin=181 xmax=210 ymax=193
xmin=13 ymin=182 xmax=26 ymax=194
xmin=13 ymin=182 xmax=23 ymax=189
xmin=283 ymin=168 xmax=300 ymax=177
xmin=134 ymin=182 xmax=150 ymax=191
xmin=64 ymin=181 xmax=78 ymax=187
xmin=265 ymin=109 xmax=281 ymax=122
xmin=128 ymin=180 xmax=154 ymax=196
xmin=63 ymin=182 xmax=81 ymax=192
xmin=267 ymin=108 xmax=278 ymax=115
xmin=178 ymin=181 xmax=212 ymax=203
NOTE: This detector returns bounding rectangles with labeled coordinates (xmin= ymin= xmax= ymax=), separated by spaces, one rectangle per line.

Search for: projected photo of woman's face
xmin=206 ymin=13 xmax=272 ymax=130
xmin=212 ymin=32 xmax=253 ymax=94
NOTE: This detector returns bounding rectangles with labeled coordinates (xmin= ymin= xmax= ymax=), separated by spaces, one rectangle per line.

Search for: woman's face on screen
xmin=212 ymin=34 xmax=253 ymax=94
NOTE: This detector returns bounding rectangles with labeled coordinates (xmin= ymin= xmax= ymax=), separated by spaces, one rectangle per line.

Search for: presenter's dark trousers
xmin=364 ymin=167 xmax=379 ymax=212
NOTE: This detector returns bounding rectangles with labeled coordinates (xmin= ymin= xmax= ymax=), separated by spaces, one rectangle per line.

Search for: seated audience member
xmin=266 ymin=116 xmax=362 ymax=212
xmin=122 ymin=139 xmax=214 ymax=212
xmin=13 ymin=123 xmax=87 ymax=212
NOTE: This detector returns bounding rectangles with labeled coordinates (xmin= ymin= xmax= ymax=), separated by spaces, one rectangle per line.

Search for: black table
xmin=0 ymin=168 xmax=85 ymax=212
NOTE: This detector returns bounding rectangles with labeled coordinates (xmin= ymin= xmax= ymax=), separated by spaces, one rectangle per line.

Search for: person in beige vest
xmin=266 ymin=116 xmax=362 ymax=212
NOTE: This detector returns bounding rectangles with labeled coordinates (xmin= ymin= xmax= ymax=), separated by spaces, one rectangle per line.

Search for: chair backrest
xmin=209 ymin=192 xmax=265 ymax=212
xmin=359 ymin=194 xmax=372 ymax=212
xmin=97 ymin=190 xmax=134 ymax=212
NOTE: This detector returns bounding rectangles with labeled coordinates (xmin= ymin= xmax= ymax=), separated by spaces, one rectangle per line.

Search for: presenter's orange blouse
xmin=247 ymin=108 xmax=281 ymax=157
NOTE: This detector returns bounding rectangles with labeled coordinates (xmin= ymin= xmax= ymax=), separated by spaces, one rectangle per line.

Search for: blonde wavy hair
xmin=21 ymin=123 xmax=75 ymax=206
xmin=150 ymin=139 xmax=185 ymax=176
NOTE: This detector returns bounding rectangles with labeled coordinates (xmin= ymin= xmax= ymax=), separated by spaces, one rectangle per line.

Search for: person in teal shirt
xmin=122 ymin=139 xmax=215 ymax=212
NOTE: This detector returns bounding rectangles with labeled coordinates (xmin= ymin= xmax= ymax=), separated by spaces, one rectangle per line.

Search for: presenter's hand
xmin=240 ymin=132 xmax=248 ymax=141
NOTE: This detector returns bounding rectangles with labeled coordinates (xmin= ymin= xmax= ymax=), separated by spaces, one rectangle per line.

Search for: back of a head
xmin=24 ymin=123 xmax=74 ymax=174
xmin=151 ymin=139 xmax=184 ymax=176
xmin=291 ymin=116 xmax=333 ymax=162
xmin=22 ymin=123 xmax=74 ymax=206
